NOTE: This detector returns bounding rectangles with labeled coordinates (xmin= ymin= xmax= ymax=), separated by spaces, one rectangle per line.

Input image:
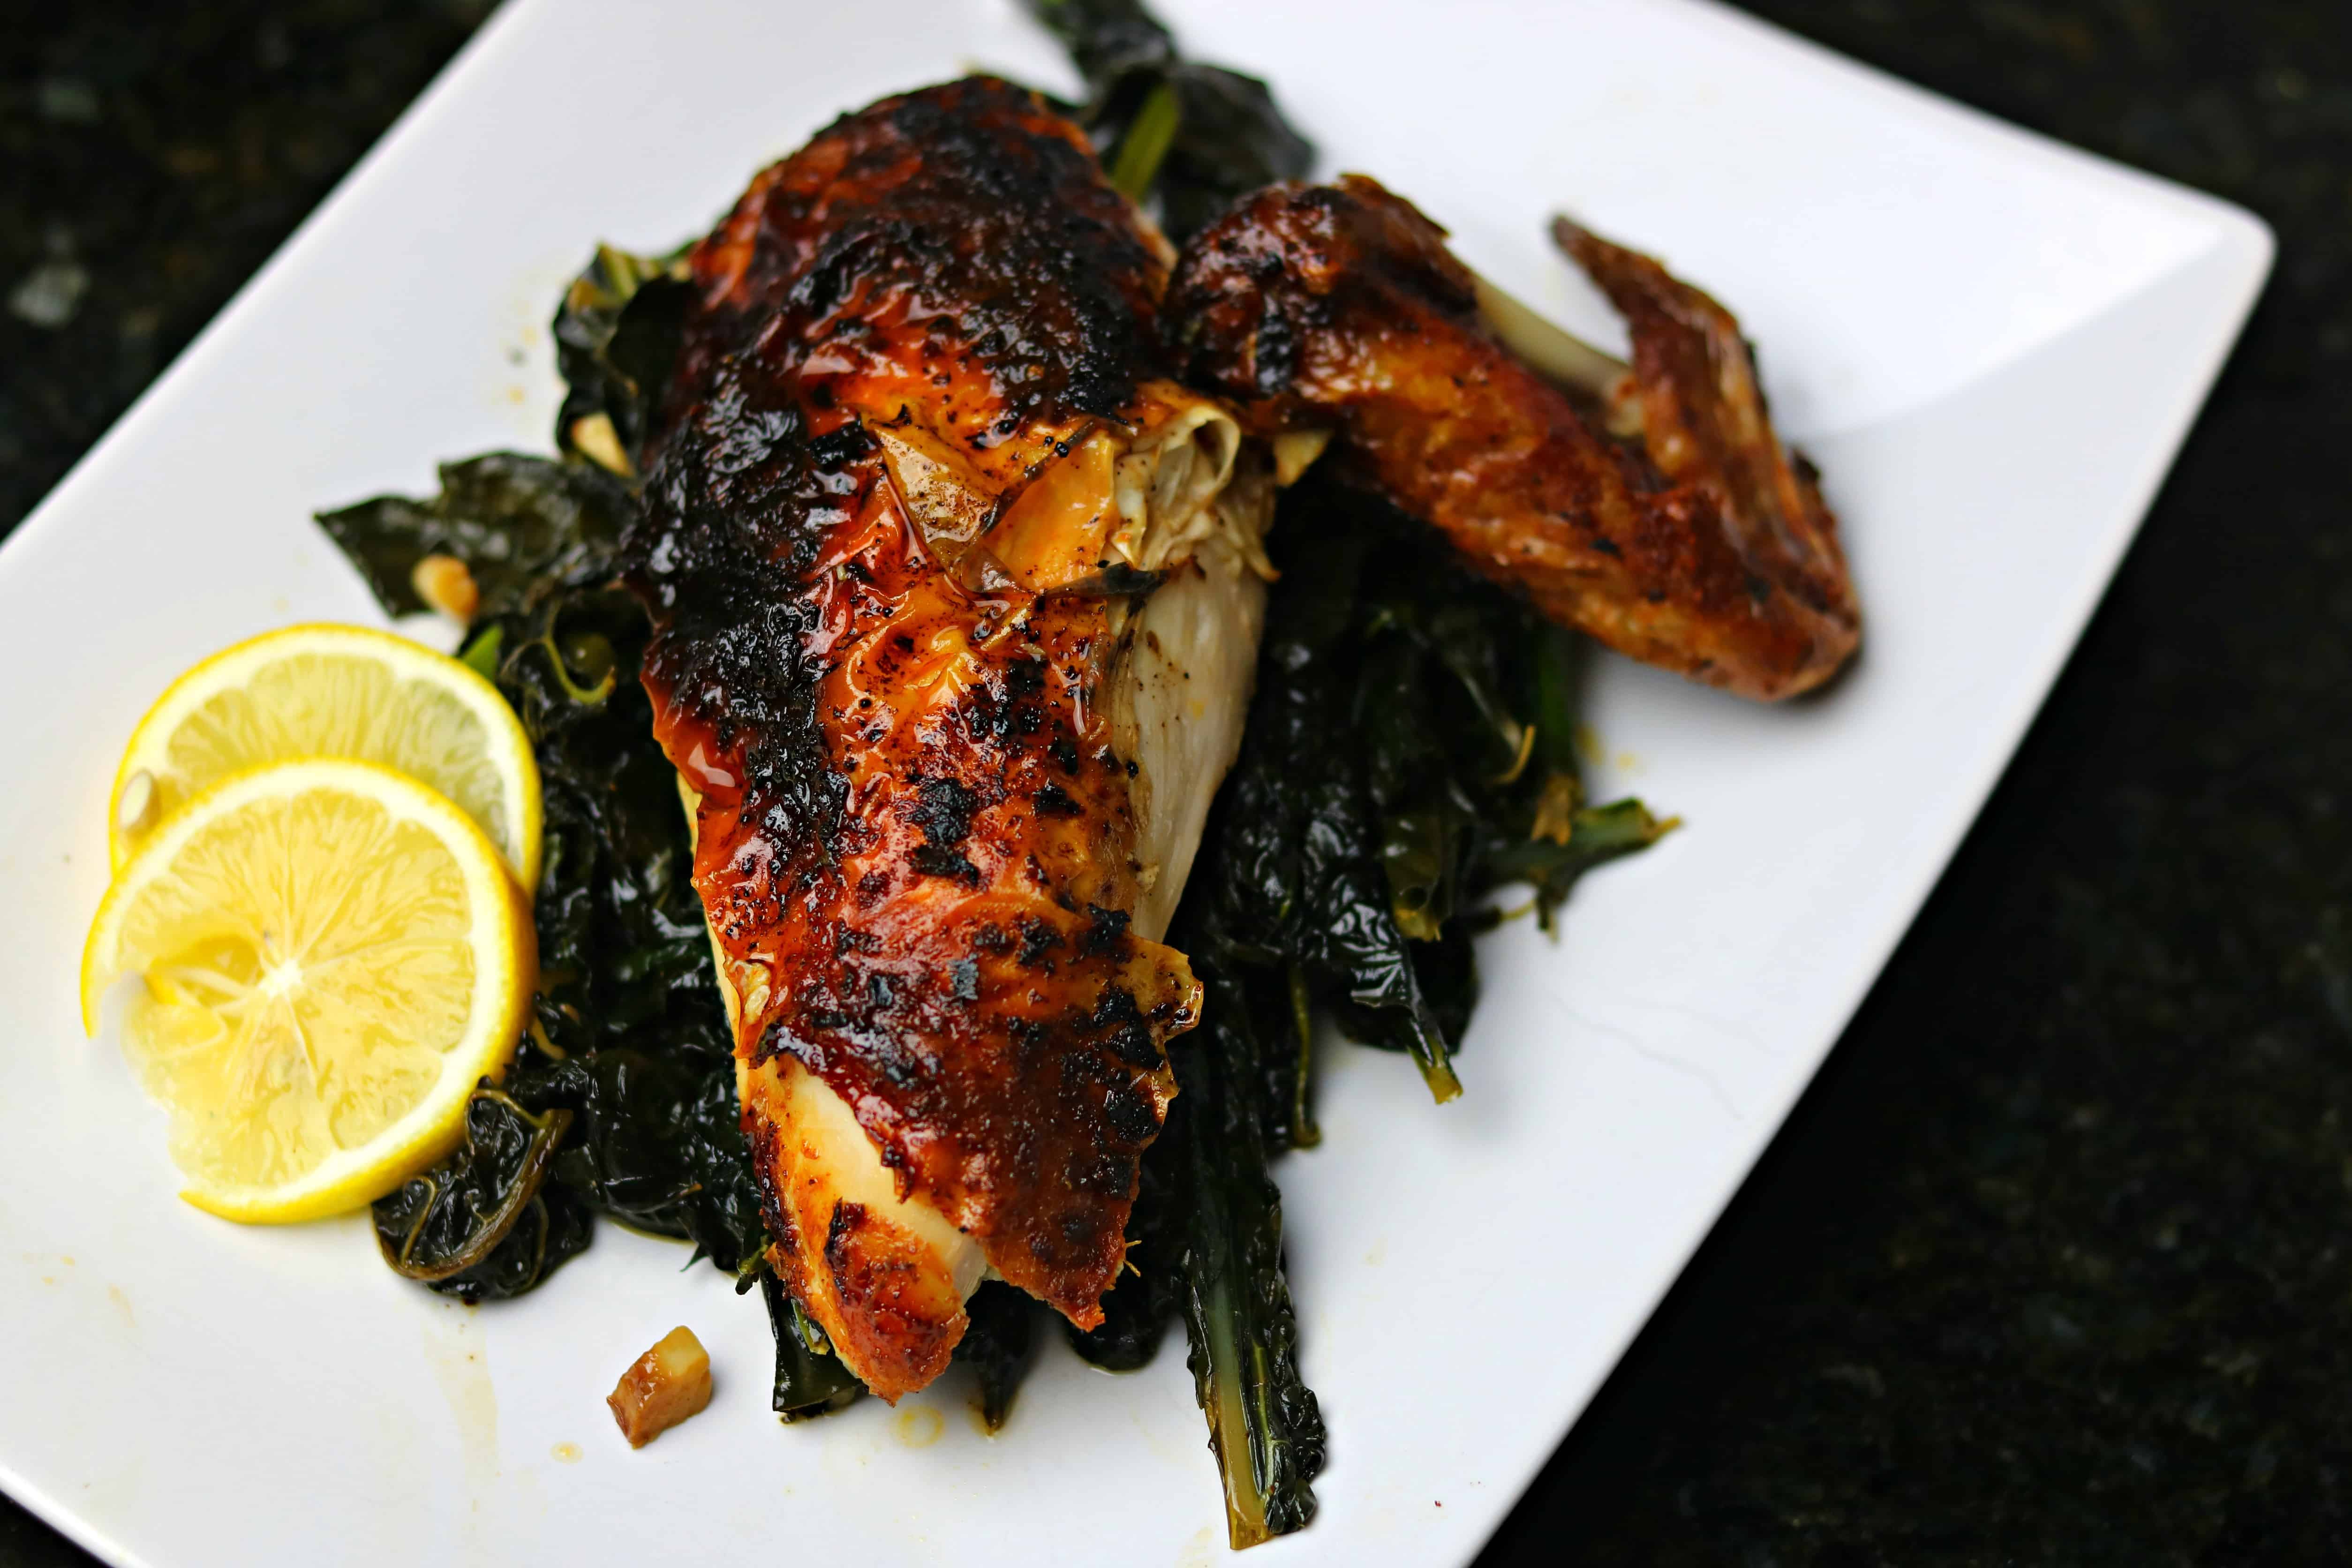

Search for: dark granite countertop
xmin=4 ymin=2 xmax=2344 ymax=1563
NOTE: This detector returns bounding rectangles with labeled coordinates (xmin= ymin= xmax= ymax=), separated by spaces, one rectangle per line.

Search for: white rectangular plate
xmin=0 ymin=1 xmax=2267 ymax=1564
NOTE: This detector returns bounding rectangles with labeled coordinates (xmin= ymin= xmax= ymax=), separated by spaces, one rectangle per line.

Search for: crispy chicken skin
xmin=1166 ymin=175 xmax=1860 ymax=701
xmin=624 ymin=79 xmax=1269 ymax=1400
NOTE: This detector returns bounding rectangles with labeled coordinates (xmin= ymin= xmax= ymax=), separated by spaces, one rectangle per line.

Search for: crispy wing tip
xmin=1548 ymin=209 xmax=1860 ymax=699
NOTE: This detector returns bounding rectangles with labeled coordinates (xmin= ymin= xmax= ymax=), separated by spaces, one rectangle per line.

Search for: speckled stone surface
xmin=3 ymin=3 xmax=2342 ymax=1564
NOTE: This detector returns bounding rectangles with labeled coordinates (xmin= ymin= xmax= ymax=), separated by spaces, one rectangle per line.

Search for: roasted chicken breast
xmin=621 ymin=78 xmax=1276 ymax=1400
xmin=1166 ymin=175 xmax=1859 ymax=701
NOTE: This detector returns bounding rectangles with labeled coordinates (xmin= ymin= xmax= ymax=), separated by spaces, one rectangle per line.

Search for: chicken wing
xmin=1164 ymin=175 xmax=1859 ymax=701
xmin=622 ymin=78 xmax=1276 ymax=1400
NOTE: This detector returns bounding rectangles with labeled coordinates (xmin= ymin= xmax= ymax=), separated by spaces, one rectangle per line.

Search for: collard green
xmin=372 ymin=1086 xmax=590 ymax=1304
xmin=1191 ymin=472 xmax=1673 ymax=1117
xmin=1166 ymin=956 xmax=1328 ymax=1549
xmin=319 ymin=452 xmax=634 ymax=623
xmin=1021 ymin=0 xmax=1313 ymax=240
xmin=1188 ymin=482 xmax=1465 ymax=1105
xmin=552 ymin=243 xmax=691 ymax=476
xmin=762 ymin=1271 xmax=866 ymax=1422
xmin=956 ymin=1282 xmax=1042 ymax=1432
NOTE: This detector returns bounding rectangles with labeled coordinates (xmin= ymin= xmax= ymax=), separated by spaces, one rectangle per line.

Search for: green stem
xmin=458 ymin=625 xmax=504 ymax=681
xmin=1408 ymin=1013 xmax=1464 ymax=1105
xmin=536 ymin=631 xmax=617 ymax=706
xmin=1286 ymin=964 xmax=1321 ymax=1149
xmin=1108 ymin=80 xmax=1182 ymax=200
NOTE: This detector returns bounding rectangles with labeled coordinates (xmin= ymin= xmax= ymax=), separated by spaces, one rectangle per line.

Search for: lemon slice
xmin=109 ymin=622 xmax=541 ymax=890
xmin=81 ymin=758 xmax=536 ymax=1222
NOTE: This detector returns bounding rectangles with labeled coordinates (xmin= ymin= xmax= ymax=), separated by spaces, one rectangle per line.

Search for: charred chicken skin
xmin=622 ymin=78 xmax=1276 ymax=1400
xmin=1166 ymin=174 xmax=1860 ymax=701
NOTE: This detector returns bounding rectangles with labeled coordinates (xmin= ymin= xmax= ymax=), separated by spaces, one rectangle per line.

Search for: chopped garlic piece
xmin=410 ymin=554 xmax=480 ymax=624
xmin=569 ymin=412 xmax=633 ymax=476
xmin=607 ymin=1326 xmax=713 ymax=1448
